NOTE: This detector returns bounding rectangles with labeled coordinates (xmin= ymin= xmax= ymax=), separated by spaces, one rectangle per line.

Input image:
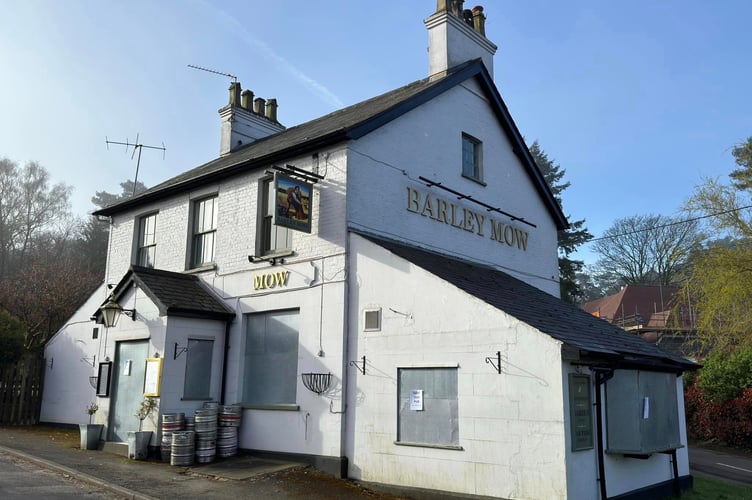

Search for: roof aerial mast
xmin=187 ymin=64 xmax=237 ymax=82
xmin=105 ymin=134 xmax=166 ymax=196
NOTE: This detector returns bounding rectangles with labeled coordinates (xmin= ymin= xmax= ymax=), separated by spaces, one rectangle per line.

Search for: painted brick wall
xmin=105 ymin=145 xmax=348 ymax=285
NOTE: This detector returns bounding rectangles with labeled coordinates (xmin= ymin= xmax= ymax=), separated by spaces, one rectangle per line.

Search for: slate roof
xmin=367 ymin=235 xmax=697 ymax=372
xmin=93 ymin=60 xmax=567 ymax=230
xmin=95 ymin=266 xmax=235 ymax=321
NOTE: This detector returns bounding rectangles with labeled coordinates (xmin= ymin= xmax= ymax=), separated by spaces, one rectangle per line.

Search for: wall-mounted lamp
xmin=99 ymin=296 xmax=136 ymax=328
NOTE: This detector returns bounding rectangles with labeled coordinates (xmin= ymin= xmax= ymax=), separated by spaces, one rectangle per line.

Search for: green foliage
xmin=684 ymin=243 xmax=752 ymax=350
xmin=0 ymin=309 xmax=26 ymax=366
xmin=729 ymin=136 xmax=752 ymax=191
xmin=528 ymin=141 xmax=592 ymax=303
xmin=697 ymin=348 xmax=752 ymax=402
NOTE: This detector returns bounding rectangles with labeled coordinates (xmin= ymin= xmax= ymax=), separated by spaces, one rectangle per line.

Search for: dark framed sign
xmin=96 ymin=361 xmax=112 ymax=397
xmin=273 ymin=173 xmax=312 ymax=233
xmin=569 ymin=373 xmax=594 ymax=451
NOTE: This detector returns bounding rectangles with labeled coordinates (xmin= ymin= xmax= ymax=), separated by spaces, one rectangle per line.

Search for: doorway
xmin=108 ymin=340 xmax=148 ymax=442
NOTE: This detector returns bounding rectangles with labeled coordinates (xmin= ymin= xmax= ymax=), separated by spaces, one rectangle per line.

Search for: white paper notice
xmin=410 ymin=390 xmax=424 ymax=411
xmin=643 ymin=396 xmax=650 ymax=419
xmin=124 ymin=359 xmax=132 ymax=376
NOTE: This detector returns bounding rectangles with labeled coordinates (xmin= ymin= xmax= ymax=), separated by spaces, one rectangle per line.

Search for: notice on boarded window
xmin=569 ymin=374 xmax=594 ymax=451
xmin=409 ymin=389 xmax=424 ymax=411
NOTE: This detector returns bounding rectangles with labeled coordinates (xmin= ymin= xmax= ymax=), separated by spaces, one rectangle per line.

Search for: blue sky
xmin=1 ymin=1 xmax=750 ymax=266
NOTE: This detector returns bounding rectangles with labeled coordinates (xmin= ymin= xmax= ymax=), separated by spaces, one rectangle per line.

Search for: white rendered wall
xmin=41 ymin=284 xmax=108 ymax=425
xmin=346 ymin=78 xmax=560 ymax=296
xmin=346 ymin=234 xmax=567 ymax=499
xmin=561 ymin=364 xmax=599 ymax=500
xmin=159 ymin=316 xmax=227 ymax=420
xmin=218 ymin=255 xmax=348 ymax=460
xmin=92 ymin=286 xmax=166 ymax=438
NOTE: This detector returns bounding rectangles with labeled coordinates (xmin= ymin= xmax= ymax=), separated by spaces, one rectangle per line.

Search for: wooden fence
xmin=0 ymin=355 xmax=45 ymax=425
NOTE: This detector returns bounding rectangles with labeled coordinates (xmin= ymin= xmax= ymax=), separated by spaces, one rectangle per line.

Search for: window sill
xmin=394 ymin=441 xmax=464 ymax=451
xmin=461 ymin=173 xmax=486 ymax=186
xmin=185 ymin=263 xmax=217 ymax=274
xmin=240 ymin=403 xmax=300 ymax=411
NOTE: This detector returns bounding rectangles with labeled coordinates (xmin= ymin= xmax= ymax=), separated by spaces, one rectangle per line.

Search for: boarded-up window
xmin=605 ymin=370 xmax=681 ymax=454
xmin=242 ymin=309 xmax=299 ymax=405
xmin=397 ymin=367 xmax=459 ymax=447
xmin=183 ymin=339 xmax=213 ymax=399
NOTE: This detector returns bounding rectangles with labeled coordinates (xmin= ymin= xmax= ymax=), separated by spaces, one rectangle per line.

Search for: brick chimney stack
xmin=218 ymin=83 xmax=285 ymax=156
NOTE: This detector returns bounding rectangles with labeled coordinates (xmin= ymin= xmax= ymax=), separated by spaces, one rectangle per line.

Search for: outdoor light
xmin=99 ymin=296 xmax=136 ymax=328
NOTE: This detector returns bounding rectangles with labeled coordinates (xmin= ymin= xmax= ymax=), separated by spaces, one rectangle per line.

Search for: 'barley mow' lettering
xmin=406 ymin=187 xmax=529 ymax=251
xmin=253 ymin=271 xmax=291 ymax=290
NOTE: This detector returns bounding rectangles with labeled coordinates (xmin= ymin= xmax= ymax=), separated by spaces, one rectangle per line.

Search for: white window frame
xmin=190 ymin=195 xmax=218 ymax=268
xmin=135 ymin=212 xmax=157 ymax=268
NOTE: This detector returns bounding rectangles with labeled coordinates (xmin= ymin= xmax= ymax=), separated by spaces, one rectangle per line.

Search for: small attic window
xmin=364 ymin=308 xmax=381 ymax=332
xmin=462 ymin=133 xmax=483 ymax=183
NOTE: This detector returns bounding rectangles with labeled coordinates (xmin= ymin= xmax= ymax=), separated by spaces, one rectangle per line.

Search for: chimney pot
xmin=229 ymin=82 xmax=241 ymax=107
xmin=435 ymin=0 xmax=448 ymax=13
xmin=241 ymin=90 xmax=254 ymax=111
xmin=472 ymin=5 xmax=486 ymax=36
xmin=450 ymin=0 xmax=464 ymax=17
xmin=253 ymin=97 xmax=266 ymax=115
xmin=265 ymin=98 xmax=278 ymax=123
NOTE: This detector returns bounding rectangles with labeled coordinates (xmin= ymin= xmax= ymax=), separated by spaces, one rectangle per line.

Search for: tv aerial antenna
xmin=105 ymin=134 xmax=166 ymax=196
xmin=188 ymin=64 xmax=237 ymax=82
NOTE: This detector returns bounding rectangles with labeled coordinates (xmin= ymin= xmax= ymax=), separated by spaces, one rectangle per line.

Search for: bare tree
xmin=0 ymin=158 xmax=71 ymax=278
xmin=593 ymin=214 xmax=703 ymax=286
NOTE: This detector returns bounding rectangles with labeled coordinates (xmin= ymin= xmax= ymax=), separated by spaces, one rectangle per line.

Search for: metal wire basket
xmin=301 ymin=372 xmax=332 ymax=395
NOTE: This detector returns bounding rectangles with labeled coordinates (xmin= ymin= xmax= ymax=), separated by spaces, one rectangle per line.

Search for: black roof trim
xmin=93 ymin=266 xmax=235 ymax=321
xmin=93 ymin=60 xmax=566 ymax=229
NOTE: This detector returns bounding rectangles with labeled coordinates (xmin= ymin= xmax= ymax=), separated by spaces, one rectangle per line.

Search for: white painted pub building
xmin=42 ymin=3 xmax=696 ymax=499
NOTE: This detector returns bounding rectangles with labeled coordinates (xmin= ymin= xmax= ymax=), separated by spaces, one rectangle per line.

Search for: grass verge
xmin=674 ymin=475 xmax=752 ymax=499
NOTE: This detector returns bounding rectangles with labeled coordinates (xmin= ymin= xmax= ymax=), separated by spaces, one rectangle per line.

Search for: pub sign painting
xmin=274 ymin=173 xmax=313 ymax=233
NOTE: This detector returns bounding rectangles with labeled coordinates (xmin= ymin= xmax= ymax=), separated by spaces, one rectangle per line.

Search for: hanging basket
xmin=301 ymin=372 xmax=332 ymax=395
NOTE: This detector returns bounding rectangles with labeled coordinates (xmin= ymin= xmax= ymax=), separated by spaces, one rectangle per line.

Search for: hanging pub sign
xmin=274 ymin=173 xmax=313 ymax=233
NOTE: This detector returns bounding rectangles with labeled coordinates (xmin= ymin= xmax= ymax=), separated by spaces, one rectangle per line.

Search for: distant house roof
xmin=367 ymin=235 xmax=697 ymax=372
xmin=581 ymin=285 xmax=692 ymax=330
xmin=94 ymin=266 xmax=235 ymax=322
xmin=93 ymin=60 xmax=567 ymax=230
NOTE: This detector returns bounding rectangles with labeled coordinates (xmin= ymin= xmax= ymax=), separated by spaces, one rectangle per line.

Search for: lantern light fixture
xmin=99 ymin=296 xmax=136 ymax=328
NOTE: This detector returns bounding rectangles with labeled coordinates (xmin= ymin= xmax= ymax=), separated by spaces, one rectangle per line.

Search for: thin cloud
xmin=197 ymin=1 xmax=344 ymax=109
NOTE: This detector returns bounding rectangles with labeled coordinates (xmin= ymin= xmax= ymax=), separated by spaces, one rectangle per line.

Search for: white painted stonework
xmin=346 ymin=234 xmax=568 ymax=499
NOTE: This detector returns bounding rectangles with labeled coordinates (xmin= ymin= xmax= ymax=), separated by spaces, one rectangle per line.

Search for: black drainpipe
xmin=592 ymin=367 xmax=614 ymax=500
xmin=219 ymin=319 xmax=232 ymax=405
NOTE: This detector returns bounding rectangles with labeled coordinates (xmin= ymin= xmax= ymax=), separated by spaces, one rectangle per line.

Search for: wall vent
xmin=364 ymin=309 xmax=381 ymax=331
